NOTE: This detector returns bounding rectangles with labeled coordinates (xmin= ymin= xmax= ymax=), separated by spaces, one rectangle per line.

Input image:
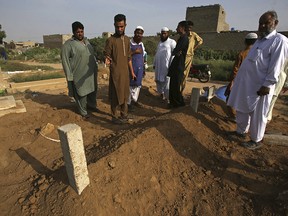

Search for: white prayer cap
xmin=161 ymin=27 xmax=169 ymax=32
xmin=245 ymin=32 xmax=258 ymax=39
xmin=136 ymin=26 xmax=144 ymax=31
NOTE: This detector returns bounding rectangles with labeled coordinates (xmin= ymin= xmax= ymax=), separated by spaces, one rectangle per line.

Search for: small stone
xmin=254 ymin=159 xmax=266 ymax=167
xmin=48 ymin=176 xmax=54 ymax=183
xmin=64 ymin=187 xmax=70 ymax=194
xmin=230 ymin=152 xmax=237 ymax=160
xmin=113 ymin=194 xmax=121 ymax=203
xmin=37 ymin=175 xmax=46 ymax=185
xmin=205 ymin=170 xmax=211 ymax=176
xmin=108 ymin=160 xmax=116 ymax=169
xmin=21 ymin=205 xmax=28 ymax=212
xmin=266 ymin=159 xmax=275 ymax=166
xmin=18 ymin=197 xmax=25 ymax=204
xmin=28 ymin=195 xmax=36 ymax=204
xmin=182 ymin=172 xmax=188 ymax=179
xmin=39 ymin=183 xmax=49 ymax=191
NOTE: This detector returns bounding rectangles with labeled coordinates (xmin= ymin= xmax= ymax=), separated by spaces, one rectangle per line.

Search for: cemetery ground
xmin=0 ymin=62 xmax=288 ymax=215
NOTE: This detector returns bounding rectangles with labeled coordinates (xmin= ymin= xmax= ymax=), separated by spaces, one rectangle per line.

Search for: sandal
xmin=242 ymin=140 xmax=263 ymax=150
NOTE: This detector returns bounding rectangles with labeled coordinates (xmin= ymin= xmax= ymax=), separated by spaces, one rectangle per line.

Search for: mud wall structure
xmin=186 ymin=4 xmax=229 ymax=33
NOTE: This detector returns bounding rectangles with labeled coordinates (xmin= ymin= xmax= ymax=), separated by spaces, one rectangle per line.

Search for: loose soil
xmin=0 ymin=63 xmax=288 ymax=216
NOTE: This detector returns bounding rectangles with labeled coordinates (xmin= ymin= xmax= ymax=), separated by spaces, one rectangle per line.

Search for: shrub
xmin=9 ymin=47 xmax=61 ymax=63
xmin=9 ymin=71 xmax=65 ymax=83
xmin=89 ymin=37 xmax=106 ymax=62
xmin=0 ymin=89 xmax=6 ymax=96
xmin=0 ymin=60 xmax=54 ymax=71
xmin=193 ymin=58 xmax=234 ymax=81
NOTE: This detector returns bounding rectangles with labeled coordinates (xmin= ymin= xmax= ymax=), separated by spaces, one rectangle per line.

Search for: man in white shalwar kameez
xmin=227 ymin=10 xmax=288 ymax=150
xmin=153 ymin=27 xmax=176 ymax=102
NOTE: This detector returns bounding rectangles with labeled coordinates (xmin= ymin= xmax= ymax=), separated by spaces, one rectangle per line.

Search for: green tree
xmin=89 ymin=37 xmax=106 ymax=62
xmin=142 ymin=39 xmax=157 ymax=56
xmin=0 ymin=24 xmax=7 ymax=42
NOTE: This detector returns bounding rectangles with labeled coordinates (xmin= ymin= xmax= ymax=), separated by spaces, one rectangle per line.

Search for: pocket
xmin=247 ymin=95 xmax=260 ymax=112
xmin=247 ymin=48 xmax=261 ymax=62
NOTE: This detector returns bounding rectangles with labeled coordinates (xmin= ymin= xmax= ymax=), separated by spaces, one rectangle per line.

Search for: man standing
xmin=227 ymin=11 xmax=288 ymax=149
xmin=61 ymin=21 xmax=98 ymax=119
xmin=225 ymin=32 xmax=258 ymax=121
xmin=104 ymin=14 xmax=135 ymax=124
xmin=181 ymin=20 xmax=203 ymax=92
xmin=153 ymin=27 xmax=176 ymax=103
xmin=128 ymin=26 xmax=146 ymax=111
xmin=168 ymin=21 xmax=189 ymax=108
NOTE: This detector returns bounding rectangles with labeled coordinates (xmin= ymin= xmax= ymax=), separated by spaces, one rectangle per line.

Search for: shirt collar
xmin=264 ymin=30 xmax=277 ymax=40
xmin=130 ymin=38 xmax=143 ymax=45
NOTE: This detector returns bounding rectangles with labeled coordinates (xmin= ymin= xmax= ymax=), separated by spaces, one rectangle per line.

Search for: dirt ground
xmin=0 ymin=63 xmax=288 ymax=216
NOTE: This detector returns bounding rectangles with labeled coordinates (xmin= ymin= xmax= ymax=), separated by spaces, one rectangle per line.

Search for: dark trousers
xmin=169 ymin=72 xmax=185 ymax=107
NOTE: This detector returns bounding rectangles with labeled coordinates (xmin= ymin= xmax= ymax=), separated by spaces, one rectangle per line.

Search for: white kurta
xmin=228 ymin=30 xmax=288 ymax=114
xmin=154 ymin=38 xmax=176 ymax=82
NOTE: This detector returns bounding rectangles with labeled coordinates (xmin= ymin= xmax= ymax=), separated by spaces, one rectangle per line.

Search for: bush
xmin=0 ymin=89 xmax=6 ymax=96
xmin=89 ymin=37 xmax=106 ymax=62
xmin=143 ymin=38 xmax=158 ymax=56
xmin=9 ymin=47 xmax=61 ymax=63
xmin=0 ymin=60 xmax=54 ymax=71
xmin=195 ymin=48 xmax=238 ymax=61
xmin=193 ymin=58 xmax=234 ymax=81
xmin=9 ymin=71 xmax=65 ymax=83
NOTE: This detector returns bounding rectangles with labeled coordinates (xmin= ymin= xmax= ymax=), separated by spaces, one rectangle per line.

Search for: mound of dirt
xmin=0 ymin=67 xmax=288 ymax=215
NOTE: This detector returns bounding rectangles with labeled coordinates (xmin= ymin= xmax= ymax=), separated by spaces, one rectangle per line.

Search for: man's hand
xmin=282 ymin=87 xmax=288 ymax=94
xmin=257 ymin=86 xmax=270 ymax=96
xmin=133 ymin=48 xmax=142 ymax=55
xmin=131 ymin=72 xmax=137 ymax=81
xmin=176 ymin=50 xmax=182 ymax=56
xmin=105 ymin=56 xmax=111 ymax=65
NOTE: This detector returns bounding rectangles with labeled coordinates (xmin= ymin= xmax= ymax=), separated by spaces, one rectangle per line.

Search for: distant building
xmin=43 ymin=34 xmax=72 ymax=49
xmin=6 ymin=41 xmax=37 ymax=49
xmin=186 ymin=4 xmax=230 ymax=33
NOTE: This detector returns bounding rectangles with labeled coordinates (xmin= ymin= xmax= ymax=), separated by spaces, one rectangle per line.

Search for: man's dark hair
xmin=245 ymin=38 xmax=257 ymax=46
xmin=114 ymin=14 xmax=126 ymax=23
xmin=178 ymin=20 xmax=188 ymax=32
xmin=265 ymin=10 xmax=278 ymax=21
xmin=72 ymin=21 xmax=84 ymax=32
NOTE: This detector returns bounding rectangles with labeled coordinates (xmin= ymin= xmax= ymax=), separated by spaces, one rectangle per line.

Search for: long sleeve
xmin=61 ymin=42 xmax=73 ymax=81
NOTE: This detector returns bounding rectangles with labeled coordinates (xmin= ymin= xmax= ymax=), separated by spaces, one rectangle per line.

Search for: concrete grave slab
xmin=0 ymin=100 xmax=26 ymax=117
xmin=7 ymin=78 xmax=67 ymax=93
xmin=0 ymin=95 xmax=16 ymax=110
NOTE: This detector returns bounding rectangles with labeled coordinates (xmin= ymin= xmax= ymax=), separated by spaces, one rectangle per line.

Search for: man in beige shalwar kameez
xmin=104 ymin=14 xmax=135 ymax=124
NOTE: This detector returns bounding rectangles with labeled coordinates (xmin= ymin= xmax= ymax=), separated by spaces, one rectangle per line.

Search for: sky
xmin=1 ymin=0 xmax=288 ymax=43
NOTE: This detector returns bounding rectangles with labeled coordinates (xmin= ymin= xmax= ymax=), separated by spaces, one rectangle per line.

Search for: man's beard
xmin=259 ymin=27 xmax=275 ymax=39
xmin=161 ymin=36 xmax=168 ymax=42
xmin=116 ymin=30 xmax=125 ymax=36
